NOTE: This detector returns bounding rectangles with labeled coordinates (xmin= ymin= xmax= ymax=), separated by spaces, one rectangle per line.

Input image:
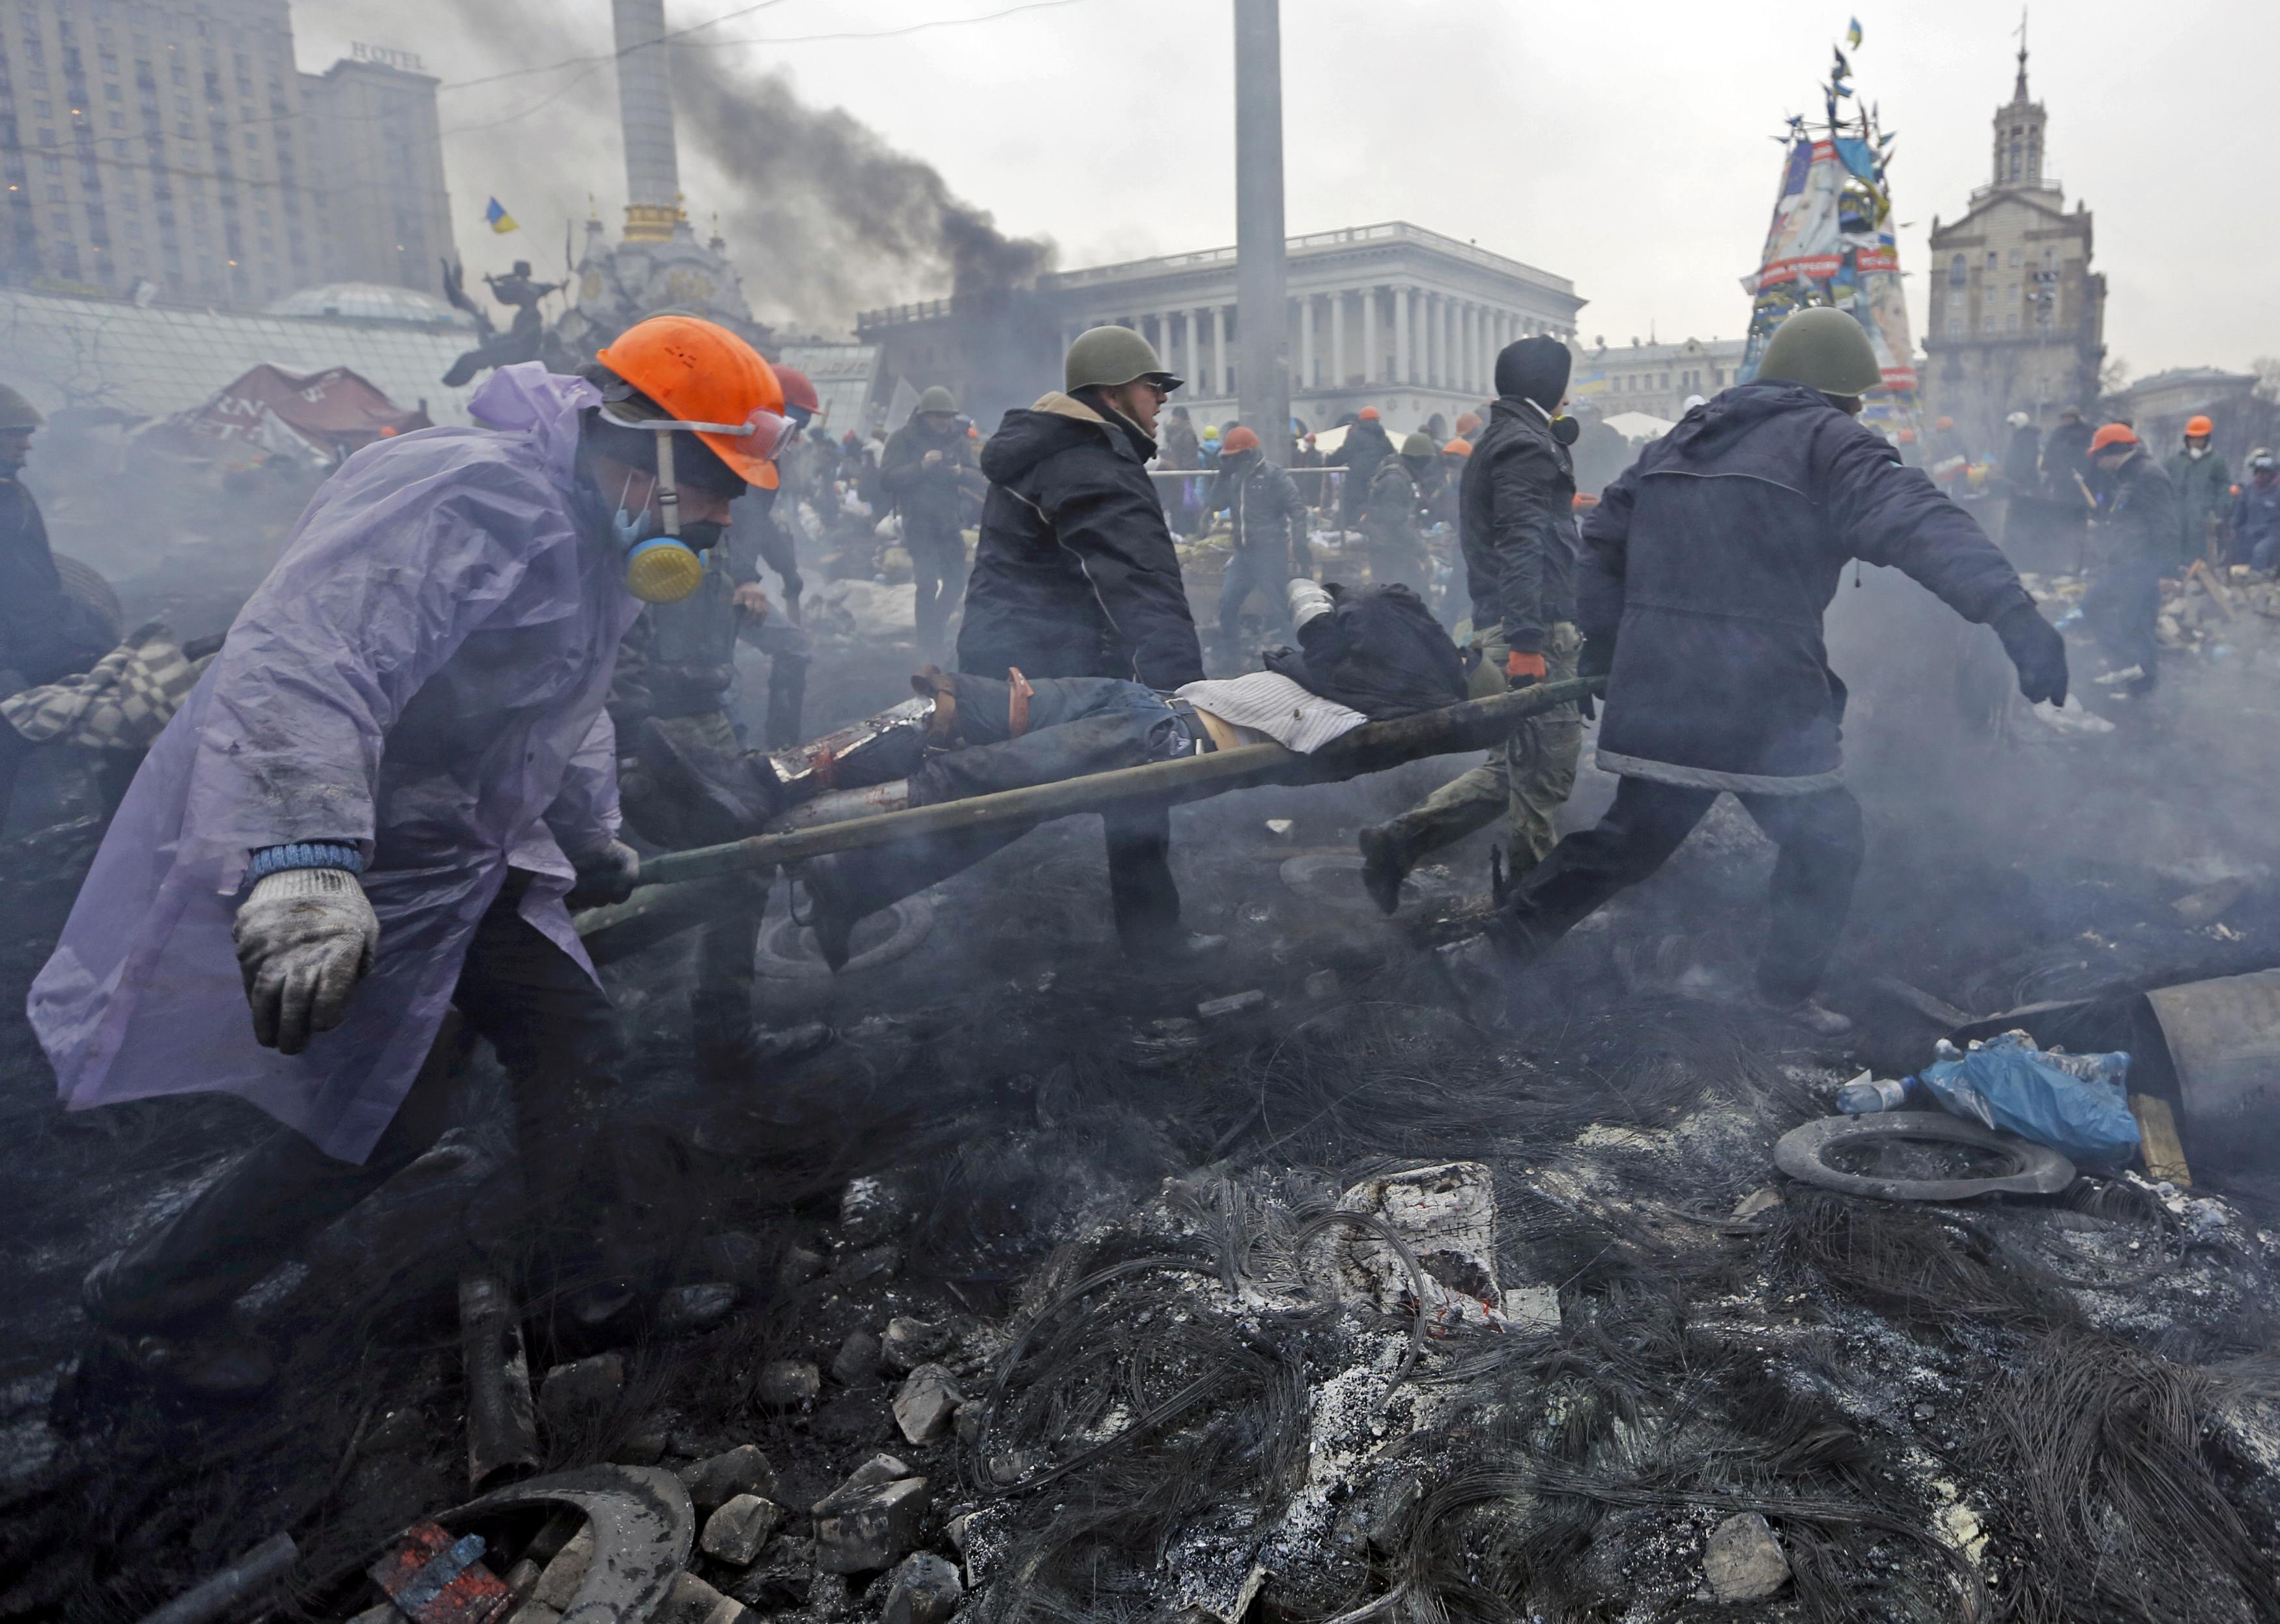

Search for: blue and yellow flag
xmin=1847 ymin=17 xmax=1864 ymax=48
xmin=483 ymin=197 xmax=519 ymax=235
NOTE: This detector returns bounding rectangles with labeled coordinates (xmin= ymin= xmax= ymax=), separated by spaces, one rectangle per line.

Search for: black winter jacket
xmin=959 ymin=393 xmax=1204 ymax=690
xmin=1579 ymin=380 xmax=2034 ymax=790
xmin=1461 ymin=397 xmax=1577 ymax=655
xmin=2042 ymin=420 xmax=2095 ymax=497
xmin=880 ymin=420 xmax=984 ymax=549
xmin=2092 ymin=449 xmax=2180 ymax=569
xmin=1328 ymin=418 xmax=1393 ymax=518
xmin=1264 ymin=583 xmax=1464 ymax=719
xmin=1206 ymin=454 xmax=1307 ymax=567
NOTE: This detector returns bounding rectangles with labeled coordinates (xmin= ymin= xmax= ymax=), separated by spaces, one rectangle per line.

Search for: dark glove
xmin=567 ymin=839 xmax=642 ymax=910
xmin=1993 ymin=601 xmax=2069 ymax=707
xmin=1505 ymin=650 xmax=1546 ymax=691
xmin=1578 ymin=634 xmax=1616 ymax=681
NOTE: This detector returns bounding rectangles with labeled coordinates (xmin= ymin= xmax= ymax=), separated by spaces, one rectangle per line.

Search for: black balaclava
xmin=1494 ymin=336 xmax=1572 ymax=413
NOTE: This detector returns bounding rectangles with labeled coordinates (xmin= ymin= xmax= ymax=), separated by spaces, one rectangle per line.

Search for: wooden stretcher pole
xmin=621 ymin=676 xmax=1602 ymax=893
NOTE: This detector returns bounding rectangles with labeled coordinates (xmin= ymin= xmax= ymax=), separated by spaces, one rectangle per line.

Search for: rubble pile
xmin=5 ymin=620 xmax=2280 ymax=1623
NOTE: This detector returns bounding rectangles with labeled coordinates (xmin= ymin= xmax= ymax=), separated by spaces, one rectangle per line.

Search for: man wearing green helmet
xmin=1474 ymin=307 xmax=2068 ymax=1036
xmin=954 ymin=325 xmax=1205 ymax=955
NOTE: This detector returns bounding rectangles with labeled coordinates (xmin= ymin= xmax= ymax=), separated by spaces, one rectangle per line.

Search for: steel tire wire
xmin=964 ymin=1210 xmax=1437 ymax=1500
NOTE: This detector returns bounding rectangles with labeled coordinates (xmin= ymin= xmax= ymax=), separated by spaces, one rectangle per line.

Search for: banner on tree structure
xmin=1741 ymin=134 xmax=1919 ymax=413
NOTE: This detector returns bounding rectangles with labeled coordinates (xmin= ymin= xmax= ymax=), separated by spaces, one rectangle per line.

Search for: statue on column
xmin=440 ymin=259 xmax=571 ymax=387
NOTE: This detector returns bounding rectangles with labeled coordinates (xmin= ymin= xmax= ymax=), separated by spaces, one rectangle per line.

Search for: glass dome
xmin=266 ymin=282 xmax=476 ymax=329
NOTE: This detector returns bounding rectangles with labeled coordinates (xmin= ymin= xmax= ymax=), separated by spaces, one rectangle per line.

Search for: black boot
xmin=1356 ymin=823 xmax=1407 ymax=917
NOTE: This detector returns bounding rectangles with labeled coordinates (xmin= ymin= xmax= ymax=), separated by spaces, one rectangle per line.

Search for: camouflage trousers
xmin=1376 ymin=620 xmax=1582 ymax=876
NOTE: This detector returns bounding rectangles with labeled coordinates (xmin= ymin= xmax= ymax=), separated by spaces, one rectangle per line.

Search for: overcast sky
xmin=293 ymin=0 xmax=2277 ymax=382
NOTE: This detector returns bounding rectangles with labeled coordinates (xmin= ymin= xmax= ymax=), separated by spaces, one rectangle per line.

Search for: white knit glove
xmin=1287 ymin=577 xmax=1334 ymax=628
xmin=232 ymin=868 xmax=379 ymax=1055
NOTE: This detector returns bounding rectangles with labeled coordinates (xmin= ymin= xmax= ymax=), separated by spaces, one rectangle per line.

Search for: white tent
xmin=1603 ymin=410 xmax=1677 ymax=442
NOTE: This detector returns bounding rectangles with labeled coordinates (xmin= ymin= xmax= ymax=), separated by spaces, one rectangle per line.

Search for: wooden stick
xmin=629 ymin=677 xmax=1603 ymax=892
xmin=2129 ymin=1094 xmax=2193 ymax=1187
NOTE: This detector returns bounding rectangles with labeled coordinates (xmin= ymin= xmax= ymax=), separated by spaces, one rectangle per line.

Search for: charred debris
xmin=0 ymin=591 xmax=2277 ymax=1624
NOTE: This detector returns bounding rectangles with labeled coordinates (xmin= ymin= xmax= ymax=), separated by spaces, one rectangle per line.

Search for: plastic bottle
xmin=1835 ymin=1072 xmax=1917 ymax=1114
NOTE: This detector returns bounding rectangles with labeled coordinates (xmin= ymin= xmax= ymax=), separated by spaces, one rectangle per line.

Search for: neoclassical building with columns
xmin=857 ymin=221 xmax=1584 ymax=437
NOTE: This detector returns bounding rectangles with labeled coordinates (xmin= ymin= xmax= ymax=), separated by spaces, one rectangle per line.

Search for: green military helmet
xmin=1756 ymin=306 xmax=1883 ymax=398
xmin=0 ymin=382 xmax=44 ymax=432
xmin=1400 ymin=432 xmax=1436 ymax=458
xmin=915 ymin=385 xmax=959 ymax=416
xmin=1064 ymin=325 xmax=1184 ymax=393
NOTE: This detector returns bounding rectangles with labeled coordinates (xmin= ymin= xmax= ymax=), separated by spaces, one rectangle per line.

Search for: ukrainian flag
xmin=1846 ymin=17 xmax=1863 ymax=48
xmin=483 ymin=197 xmax=518 ymax=235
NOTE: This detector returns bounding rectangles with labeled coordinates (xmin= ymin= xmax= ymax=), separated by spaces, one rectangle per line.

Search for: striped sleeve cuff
xmin=248 ymin=841 xmax=366 ymax=881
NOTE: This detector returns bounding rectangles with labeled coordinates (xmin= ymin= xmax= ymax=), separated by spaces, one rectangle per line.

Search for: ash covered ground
xmin=3 ymin=557 xmax=2280 ymax=1623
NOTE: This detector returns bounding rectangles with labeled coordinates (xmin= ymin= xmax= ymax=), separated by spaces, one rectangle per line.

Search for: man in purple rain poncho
xmin=35 ymin=315 xmax=794 ymax=1393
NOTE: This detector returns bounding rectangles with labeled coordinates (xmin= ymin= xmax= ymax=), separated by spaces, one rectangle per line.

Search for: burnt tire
xmin=53 ymin=554 xmax=124 ymax=645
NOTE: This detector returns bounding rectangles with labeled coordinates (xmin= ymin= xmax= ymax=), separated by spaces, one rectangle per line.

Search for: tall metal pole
xmin=1233 ymin=0 xmax=1289 ymax=463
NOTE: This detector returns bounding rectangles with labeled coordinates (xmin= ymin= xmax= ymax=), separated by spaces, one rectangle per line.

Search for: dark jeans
xmin=2081 ymin=552 xmax=2163 ymax=675
xmin=801 ymin=675 xmax=1189 ymax=954
xmin=908 ymin=531 xmax=968 ymax=659
xmin=1217 ymin=544 xmax=1289 ymax=651
xmin=92 ymin=876 xmax=623 ymax=1330
xmin=1489 ymin=775 xmax=1865 ymax=1003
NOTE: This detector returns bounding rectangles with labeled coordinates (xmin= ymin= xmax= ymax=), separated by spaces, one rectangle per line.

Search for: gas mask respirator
xmin=600 ymin=402 xmax=790 ymax=604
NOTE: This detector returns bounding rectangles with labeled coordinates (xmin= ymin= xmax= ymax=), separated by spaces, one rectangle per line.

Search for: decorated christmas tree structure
xmin=1739 ymin=27 xmax=1921 ymax=438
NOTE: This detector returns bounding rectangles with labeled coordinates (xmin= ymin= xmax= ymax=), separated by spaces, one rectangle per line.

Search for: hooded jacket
xmin=1579 ymin=378 xmax=2033 ymax=792
xmin=960 ymin=392 xmax=1204 ymax=690
xmin=1461 ymin=397 xmax=1578 ymax=655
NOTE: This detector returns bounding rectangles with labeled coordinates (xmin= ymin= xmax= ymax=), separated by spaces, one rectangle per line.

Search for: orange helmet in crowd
xmin=1221 ymin=426 xmax=1261 ymax=453
xmin=1357 ymin=406 xmax=1380 ymax=421
xmin=772 ymin=363 xmax=823 ymax=426
xmin=596 ymin=315 xmax=788 ymax=491
xmin=2185 ymin=414 xmax=2214 ymax=439
xmin=2090 ymin=422 xmax=2139 ymax=453
xmin=1443 ymin=438 xmax=1473 ymax=457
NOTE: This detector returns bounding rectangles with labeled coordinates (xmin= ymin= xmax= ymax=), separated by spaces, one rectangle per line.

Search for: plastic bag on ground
xmin=1911 ymin=1030 xmax=2139 ymax=1171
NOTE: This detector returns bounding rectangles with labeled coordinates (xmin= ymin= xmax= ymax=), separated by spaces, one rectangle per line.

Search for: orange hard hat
xmin=2090 ymin=422 xmax=2139 ymax=452
xmin=1221 ymin=425 xmax=1261 ymax=453
xmin=1454 ymin=412 xmax=1482 ymax=435
xmin=1442 ymin=438 xmax=1472 ymax=457
xmin=1897 ymin=429 xmax=1918 ymax=444
xmin=2185 ymin=414 xmax=2214 ymax=438
xmin=596 ymin=315 xmax=788 ymax=489
xmin=1357 ymin=406 xmax=1380 ymax=420
xmin=1934 ymin=416 xmax=1954 ymax=430
xmin=772 ymin=363 xmax=822 ymax=418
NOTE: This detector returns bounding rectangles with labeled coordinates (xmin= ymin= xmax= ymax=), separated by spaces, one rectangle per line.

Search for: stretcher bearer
xmin=957 ymin=326 xmax=1206 ymax=957
xmin=38 ymin=317 xmax=790 ymax=1393
xmin=1481 ymin=308 xmax=2068 ymax=1036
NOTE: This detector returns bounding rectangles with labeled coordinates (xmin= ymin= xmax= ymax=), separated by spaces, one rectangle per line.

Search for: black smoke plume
xmin=670 ymin=49 xmax=1055 ymax=328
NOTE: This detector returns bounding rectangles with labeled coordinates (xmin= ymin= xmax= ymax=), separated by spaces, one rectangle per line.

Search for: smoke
xmin=669 ymin=50 xmax=1055 ymax=329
